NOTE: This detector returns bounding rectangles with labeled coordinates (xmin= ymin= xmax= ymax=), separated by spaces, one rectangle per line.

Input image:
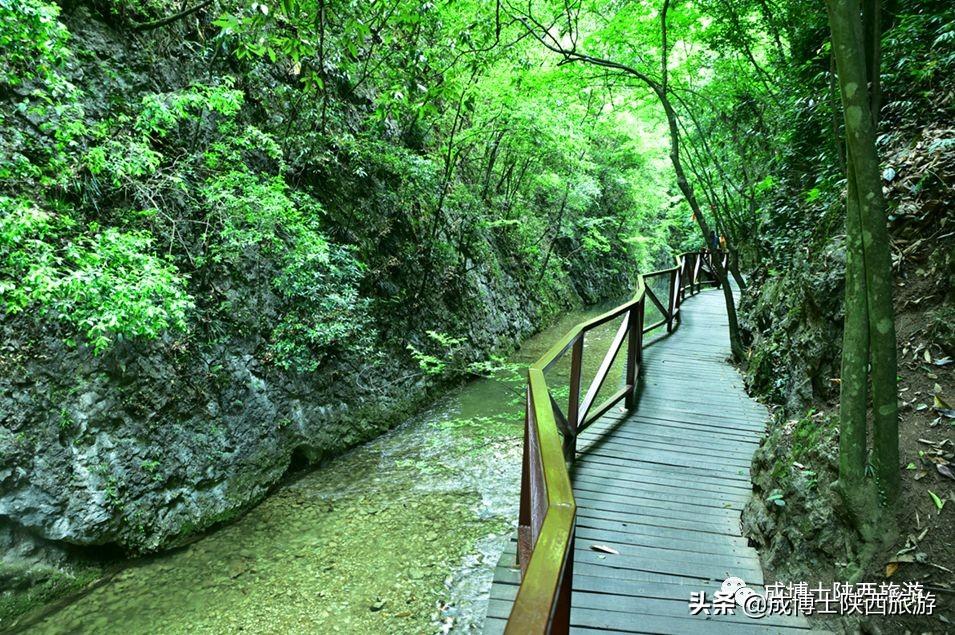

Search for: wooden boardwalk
xmin=484 ymin=288 xmax=816 ymax=634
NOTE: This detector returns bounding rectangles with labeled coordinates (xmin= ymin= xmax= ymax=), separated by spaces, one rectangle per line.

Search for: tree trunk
xmin=727 ymin=248 xmax=747 ymax=291
xmin=827 ymin=0 xmax=899 ymax=505
xmin=862 ymin=0 xmax=883 ymax=126
xmin=838 ymin=165 xmax=871 ymax=515
xmin=659 ymin=92 xmax=746 ymax=361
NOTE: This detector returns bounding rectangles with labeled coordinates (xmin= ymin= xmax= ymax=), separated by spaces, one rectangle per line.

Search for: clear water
xmin=24 ymin=297 xmax=642 ymax=635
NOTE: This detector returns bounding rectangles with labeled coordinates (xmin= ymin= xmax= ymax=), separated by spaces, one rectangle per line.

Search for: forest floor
xmin=743 ymin=122 xmax=954 ymax=634
xmin=868 ymin=237 xmax=954 ymax=634
xmin=744 ymin=246 xmax=954 ymax=633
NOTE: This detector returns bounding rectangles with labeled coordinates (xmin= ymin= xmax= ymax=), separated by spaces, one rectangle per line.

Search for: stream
xmin=23 ymin=296 xmax=647 ymax=635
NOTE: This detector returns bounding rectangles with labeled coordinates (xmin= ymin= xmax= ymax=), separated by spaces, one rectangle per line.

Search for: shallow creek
xmin=25 ymin=298 xmax=638 ymax=635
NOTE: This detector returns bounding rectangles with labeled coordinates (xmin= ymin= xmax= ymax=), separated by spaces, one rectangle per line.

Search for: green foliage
xmin=198 ymin=132 xmax=372 ymax=372
xmin=137 ymin=81 xmax=244 ymax=138
xmin=2 ymin=0 xmax=713 ymax=371
xmin=270 ymin=245 xmax=371 ymax=372
xmin=0 ymin=0 xmax=71 ymax=91
xmin=0 ymin=199 xmax=61 ymax=312
xmin=407 ymin=331 xmax=465 ymax=376
xmin=0 ymin=0 xmax=86 ymax=189
xmin=0 ymin=197 xmax=194 ymax=353
xmin=85 ymin=140 xmax=161 ymax=188
xmin=98 ymin=0 xmax=170 ymax=21
xmin=58 ymin=228 xmax=193 ymax=353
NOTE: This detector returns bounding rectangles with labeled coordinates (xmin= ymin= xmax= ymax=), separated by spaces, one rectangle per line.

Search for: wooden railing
xmin=504 ymin=249 xmax=727 ymax=634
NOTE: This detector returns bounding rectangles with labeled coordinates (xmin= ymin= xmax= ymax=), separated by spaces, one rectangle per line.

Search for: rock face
xmin=739 ymin=241 xmax=846 ymax=412
xmin=0 ymin=254 xmax=628 ymax=607
xmin=741 ymin=413 xmax=857 ymax=583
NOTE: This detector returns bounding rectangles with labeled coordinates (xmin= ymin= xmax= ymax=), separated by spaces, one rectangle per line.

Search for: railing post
xmin=695 ymin=251 xmax=703 ymax=293
xmin=684 ymin=258 xmax=689 ymax=299
xmin=625 ymin=299 xmax=643 ymax=409
xmin=675 ymin=264 xmax=683 ymax=326
xmin=564 ymin=335 xmax=583 ymax=463
xmin=666 ymin=268 xmax=677 ymax=333
xmin=517 ymin=390 xmax=531 ymax=568
xmin=551 ymin=527 xmax=574 ymax=634
xmin=695 ymin=253 xmax=701 ymax=294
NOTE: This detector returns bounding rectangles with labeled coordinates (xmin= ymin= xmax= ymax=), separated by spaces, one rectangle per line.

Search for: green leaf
xmin=928 ymin=490 xmax=944 ymax=510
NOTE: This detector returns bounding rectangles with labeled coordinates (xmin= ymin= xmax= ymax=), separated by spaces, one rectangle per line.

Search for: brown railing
xmin=504 ymin=249 xmax=727 ymax=634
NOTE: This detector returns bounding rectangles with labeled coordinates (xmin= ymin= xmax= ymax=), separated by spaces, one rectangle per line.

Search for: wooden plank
xmin=482 ymin=284 xmax=818 ymax=634
xmin=568 ymin=541 xmax=764 ymax=582
xmin=580 ymin=417 xmax=763 ymax=445
xmin=570 ymin=561 xmax=715 ymax=586
xmin=485 ymin=601 xmax=807 ymax=634
xmin=481 ymin=616 xmax=508 ymax=635
xmin=572 ymin=480 xmax=747 ymax=512
xmin=572 ymin=487 xmax=745 ymax=522
xmin=570 ymin=464 xmax=752 ymax=498
xmin=572 ymin=473 xmax=750 ymax=506
xmin=577 ymin=434 xmax=757 ymax=464
xmin=573 ymin=525 xmax=754 ymax=558
xmin=578 ymin=424 xmax=761 ymax=456
xmin=572 ymin=514 xmax=750 ymax=549
xmin=574 ymin=452 xmax=751 ymax=485
xmin=611 ymin=410 xmax=767 ymax=435
xmin=566 ymin=591 xmax=809 ymax=629
xmin=630 ymin=404 xmax=768 ymax=431
xmin=574 ymin=505 xmax=741 ymax=536
xmin=572 ymin=457 xmax=753 ymax=492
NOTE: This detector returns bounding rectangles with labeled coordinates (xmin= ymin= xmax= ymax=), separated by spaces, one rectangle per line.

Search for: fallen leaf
xmin=938 ymin=464 xmax=955 ymax=481
xmin=886 ymin=562 xmax=899 ymax=577
xmin=934 ymin=383 xmax=943 ymax=395
xmin=934 ymin=356 xmax=952 ymax=366
xmin=934 ymin=394 xmax=952 ymax=410
xmin=928 ymin=490 xmax=945 ymax=510
xmin=590 ymin=544 xmax=619 ymax=555
xmin=924 ymin=350 xmax=933 ymax=363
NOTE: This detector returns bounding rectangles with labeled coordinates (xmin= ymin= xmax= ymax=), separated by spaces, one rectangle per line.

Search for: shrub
xmin=0 ymin=197 xmax=193 ymax=353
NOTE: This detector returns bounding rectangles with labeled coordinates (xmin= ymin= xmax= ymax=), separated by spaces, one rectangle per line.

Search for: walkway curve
xmin=483 ymin=288 xmax=819 ymax=634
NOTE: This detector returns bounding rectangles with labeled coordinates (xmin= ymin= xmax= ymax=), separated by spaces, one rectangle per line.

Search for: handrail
xmin=503 ymin=249 xmax=726 ymax=634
